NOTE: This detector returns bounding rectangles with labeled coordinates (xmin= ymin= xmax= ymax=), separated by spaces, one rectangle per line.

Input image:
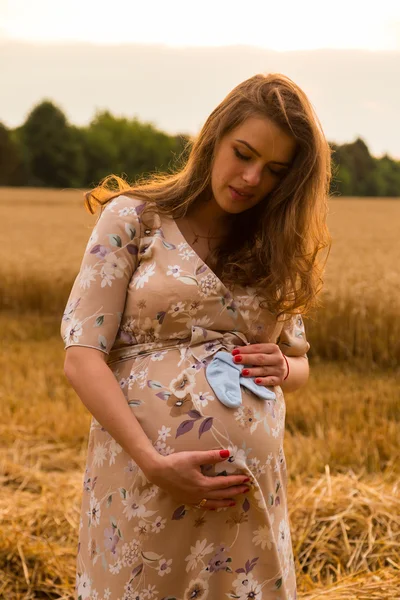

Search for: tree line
xmin=1 ymin=100 xmax=399 ymax=196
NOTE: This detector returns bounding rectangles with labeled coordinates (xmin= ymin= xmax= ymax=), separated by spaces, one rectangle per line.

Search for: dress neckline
xmin=169 ymin=216 xmax=232 ymax=296
xmin=167 ymin=215 xmax=273 ymax=342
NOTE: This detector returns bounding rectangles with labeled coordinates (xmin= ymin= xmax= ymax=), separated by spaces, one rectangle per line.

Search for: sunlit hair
xmin=84 ymin=73 xmax=332 ymax=319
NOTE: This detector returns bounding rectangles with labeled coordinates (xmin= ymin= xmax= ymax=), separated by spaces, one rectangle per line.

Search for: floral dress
xmin=61 ymin=194 xmax=310 ymax=600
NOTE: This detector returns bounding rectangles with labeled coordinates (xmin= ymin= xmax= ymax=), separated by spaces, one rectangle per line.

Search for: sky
xmin=1 ymin=0 xmax=399 ymax=158
xmin=1 ymin=0 xmax=400 ymax=50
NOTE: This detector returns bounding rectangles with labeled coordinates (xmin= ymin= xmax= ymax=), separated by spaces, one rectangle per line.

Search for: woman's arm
xmin=279 ymin=355 xmax=309 ymax=394
xmin=60 ymin=196 xmax=163 ymax=473
xmin=64 ymin=346 xmax=162 ymax=475
xmin=276 ymin=313 xmax=310 ymax=393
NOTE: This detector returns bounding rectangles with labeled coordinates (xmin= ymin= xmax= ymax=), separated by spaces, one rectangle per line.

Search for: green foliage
xmin=80 ymin=110 xmax=185 ymax=187
xmin=374 ymin=155 xmax=400 ymax=196
xmin=20 ymin=100 xmax=86 ymax=188
xmin=0 ymin=122 xmax=22 ymax=185
xmin=1 ymin=100 xmax=399 ymax=196
xmin=330 ymin=137 xmax=400 ymax=197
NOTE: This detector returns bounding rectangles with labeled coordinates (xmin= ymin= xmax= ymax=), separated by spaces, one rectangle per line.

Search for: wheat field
xmin=0 ymin=187 xmax=399 ymax=599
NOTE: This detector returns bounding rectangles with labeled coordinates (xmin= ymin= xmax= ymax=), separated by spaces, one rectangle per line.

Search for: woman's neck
xmin=185 ymin=194 xmax=231 ymax=238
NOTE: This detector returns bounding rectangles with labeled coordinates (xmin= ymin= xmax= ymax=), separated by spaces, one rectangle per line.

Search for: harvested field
xmin=1 ymin=188 xmax=399 ymax=598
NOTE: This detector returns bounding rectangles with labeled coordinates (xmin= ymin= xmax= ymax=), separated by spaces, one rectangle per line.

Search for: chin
xmin=214 ymin=196 xmax=248 ymax=215
xmin=212 ymin=188 xmax=255 ymax=215
xmin=226 ymin=199 xmax=254 ymax=214
xmin=228 ymin=204 xmax=248 ymax=214
xmin=217 ymin=202 xmax=244 ymax=216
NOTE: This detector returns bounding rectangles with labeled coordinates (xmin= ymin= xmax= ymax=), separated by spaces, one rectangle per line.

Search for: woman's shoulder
xmin=103 ymin=193 xmax=148 ymax=214
xmin=104 ymin=194 xmax=163 ymax=230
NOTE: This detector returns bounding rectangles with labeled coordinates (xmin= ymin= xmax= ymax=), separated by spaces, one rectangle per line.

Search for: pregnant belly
xmin=110 ymin=349 xmax=286 ymax=477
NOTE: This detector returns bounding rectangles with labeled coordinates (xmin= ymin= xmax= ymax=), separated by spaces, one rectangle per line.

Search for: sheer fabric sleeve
xmin=60 ymin=194 xmax=142 ymax=355
xmin=276 ymin=314 xmax=310 ymax=358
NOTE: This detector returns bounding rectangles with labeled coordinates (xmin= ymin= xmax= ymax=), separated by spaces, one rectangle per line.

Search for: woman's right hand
xmin=145 ymin=449 xmax=251 ymax=510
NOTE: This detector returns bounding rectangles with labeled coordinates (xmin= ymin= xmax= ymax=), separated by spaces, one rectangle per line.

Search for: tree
xmin=335 ymin=138 xmax=377 ymax=196
xmin=20 ymin=100 xmax=85 ymax=187
xmin=3 ymin=98 xmax=399 ymax=196
xmin=0 ymin=123 xmax=22 ymax=185
xmin=81 ymin=111 xmax=184 ymax=186
xmin=374 ymin=154 xmax=400 ymax=196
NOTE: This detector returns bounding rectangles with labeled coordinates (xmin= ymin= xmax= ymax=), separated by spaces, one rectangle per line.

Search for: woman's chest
xmin=117 ymin=224 xmax=278 ymax=347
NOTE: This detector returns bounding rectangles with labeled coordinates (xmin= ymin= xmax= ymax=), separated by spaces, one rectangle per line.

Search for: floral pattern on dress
xmin=61 ymin=195 xmax=310 ymax=600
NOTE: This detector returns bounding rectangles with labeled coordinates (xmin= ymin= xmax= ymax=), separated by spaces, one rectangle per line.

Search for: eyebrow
xmin=235 ymin=139 xmax=291 ymax=166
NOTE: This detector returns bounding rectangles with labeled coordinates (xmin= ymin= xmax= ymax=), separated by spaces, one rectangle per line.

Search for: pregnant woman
xmin=61 ymin=73 xmax=331 ymax=600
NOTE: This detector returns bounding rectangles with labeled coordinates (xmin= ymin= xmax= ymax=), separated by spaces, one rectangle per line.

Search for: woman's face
xmin=210 ymin=115 xmax=297 ymax=216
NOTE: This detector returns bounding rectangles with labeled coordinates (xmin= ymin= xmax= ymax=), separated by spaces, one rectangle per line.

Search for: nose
xmin=242 ymin=165 xmax=261 ymax=187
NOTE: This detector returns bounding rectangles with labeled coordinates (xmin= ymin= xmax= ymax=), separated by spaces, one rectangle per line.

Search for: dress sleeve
xmin=276 ymin=313 xmax=310 ymax=358
xmin=60 ymin=194 xmax=142 ymax=355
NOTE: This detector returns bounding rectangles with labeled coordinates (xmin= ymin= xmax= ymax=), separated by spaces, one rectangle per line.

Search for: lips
xmin=229 ymin=186 xmax=253 ymax=198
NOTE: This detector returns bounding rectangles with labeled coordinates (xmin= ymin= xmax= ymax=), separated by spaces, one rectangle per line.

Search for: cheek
xmin=250 ymin=181 xmax=276 ymax=208
xmin=260 ymin=176 xmax=279 ymax=196
xmin=212 ymin=155 xmax=236 ymax=188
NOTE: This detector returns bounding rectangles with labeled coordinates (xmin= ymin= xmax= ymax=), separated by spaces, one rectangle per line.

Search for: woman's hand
xmin=232 ymin=343 xmax=288 ymax=387
xmin=144 ymin=449 xmax=252 ymax=511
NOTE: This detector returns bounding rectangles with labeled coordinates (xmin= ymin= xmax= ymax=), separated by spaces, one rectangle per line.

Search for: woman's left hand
xmin=231 ymin=344 xmax=288 ymax=387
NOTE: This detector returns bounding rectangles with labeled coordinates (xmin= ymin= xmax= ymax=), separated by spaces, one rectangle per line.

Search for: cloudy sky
xmin=1 ymin=0 xmax=399 ymax=158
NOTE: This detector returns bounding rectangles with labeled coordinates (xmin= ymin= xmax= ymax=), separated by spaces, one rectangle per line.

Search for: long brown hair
xmin=84 ymin=73 xmax=332 ymax=319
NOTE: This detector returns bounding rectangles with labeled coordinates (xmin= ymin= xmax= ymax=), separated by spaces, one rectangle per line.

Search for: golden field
xmin=0 ymin=187 xmax=399 ymax=599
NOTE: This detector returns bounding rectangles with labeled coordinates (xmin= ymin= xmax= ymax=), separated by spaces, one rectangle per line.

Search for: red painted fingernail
xmin=234 ymin=355 xmax=242 ymax=363
xmin=232 ymin=348 xmax=240 ymax=356
xmin=242 ymin=369 xmax=250 ymax=376
xmin=229 ymin=502 xmax=236 ymax=506
xmin=255 ymin=378 xmax=262 ymax=384
xmin=243 ymin=478 xmax=251 ymax=482
xmin=220 ymin=449 xmax=230 ymax=458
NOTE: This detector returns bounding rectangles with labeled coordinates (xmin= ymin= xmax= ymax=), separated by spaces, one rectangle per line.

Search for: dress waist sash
xmin=107 ymin=326 xmax=250 ymax=366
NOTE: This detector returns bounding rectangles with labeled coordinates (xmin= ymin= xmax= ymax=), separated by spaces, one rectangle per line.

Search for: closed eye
xmin=271 ymin=169 xmax=288 ymax=179
xmin=234 ymin=148 xmax=250 ymax=161
xmin=233 ymin=148 xmax=287 ymax=178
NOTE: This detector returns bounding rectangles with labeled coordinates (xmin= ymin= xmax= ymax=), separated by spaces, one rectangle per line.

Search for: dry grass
xmin=1 ymin=453 xmax=399 ymax=599
xmin=1 ymin=188 xmax=399 ymax=367
xmin=1 ymin=315 xmax=399 ymax=598
xmin=304 ymin=197 xmax=400 ymax=369
xmin=1 ymin=188 xmax=400 ymax=598
xmin=1 ymin=314 xmax=398 ymax=476
xmin=290 ymin=471 xmax=400 ymax=594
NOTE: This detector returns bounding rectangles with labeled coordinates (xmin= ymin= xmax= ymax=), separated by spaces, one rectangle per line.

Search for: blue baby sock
xmin=205 ymin=351 xmax=276 ymax=409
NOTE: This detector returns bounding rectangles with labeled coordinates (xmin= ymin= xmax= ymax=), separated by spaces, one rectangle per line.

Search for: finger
xmin=203 ymin=473 xmax=252 ymax=491
xmin=194 ymin=450 xmax=252 ymax=488
xmin=206 ymin=484 xmax=251 ymax=501
xmin=192 ymin=488 xmax=250 ymax=511
xmin=193 ymin=499 xmax=237 ymax=511
xmin=233 ymin=343 xmax=276 ymax=354
xmin=241 ymin=367 xmax=275 ymax=378
xmin=195 ymin=449 xmax=236 ymax=466
xmin=233 ymin=353 xmax=274 ymax=366
xmin=254 ymin=376 xmax=281 ymax=386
